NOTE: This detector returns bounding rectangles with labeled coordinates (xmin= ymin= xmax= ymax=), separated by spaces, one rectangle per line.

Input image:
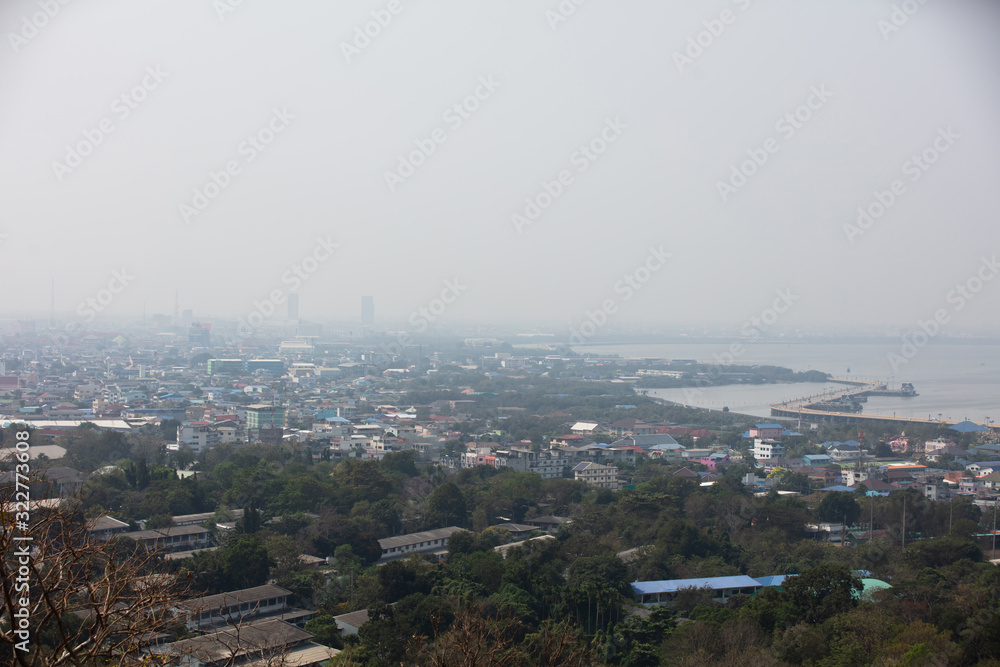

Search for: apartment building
xmin=573 ymin=461 xmax=621 ymax=490
xmin=177 ymin=422 xmax=220 ymax=455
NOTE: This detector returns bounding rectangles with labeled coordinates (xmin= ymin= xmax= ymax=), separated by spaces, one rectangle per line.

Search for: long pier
xmin=770 ymin=380 xmax=960 ymax=426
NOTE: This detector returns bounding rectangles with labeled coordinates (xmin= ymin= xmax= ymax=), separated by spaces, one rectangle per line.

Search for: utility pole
xmin=901 ymin=494 xmax=906 ymax=549
xmin=993 ymin=499 xmax=997 ymax=561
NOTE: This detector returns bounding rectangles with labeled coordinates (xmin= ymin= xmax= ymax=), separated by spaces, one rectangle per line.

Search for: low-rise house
xmin=959 ymin=477 xmax=979 ymax=494
xmin=829 ymin=443 xmax=862 ymax=462
xmin=334 ymin=609 xmax=370 ymax=636
xmin=460 ymin=446 xmax=496 ymax=469
xmin=967 ymin=461 xmax=1000 ymax=475
xmin=700 ymin=453 xmax=731 ymax=471
xmin=570 ymin=422 xmax=602 ymax=435
xmin=806 ymin=467 xmax=840 ymax=486
xmin=980 ymin=471 xmax=1000 ymax=490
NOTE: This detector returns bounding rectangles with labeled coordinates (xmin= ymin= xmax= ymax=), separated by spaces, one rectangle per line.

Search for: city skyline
xmin=2 ymin=2 xmax=999 ymax=334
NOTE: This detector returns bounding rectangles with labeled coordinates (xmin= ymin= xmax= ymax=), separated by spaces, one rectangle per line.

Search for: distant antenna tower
xmin=174 ymin=290 xmax=179 ymax=326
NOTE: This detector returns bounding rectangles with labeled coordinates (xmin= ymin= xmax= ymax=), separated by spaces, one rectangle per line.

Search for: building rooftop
xmin=177 ymin=584 xmax=291 ymax=613
xmin=377 ymin=526 xmax=466 ymax=551
xmin=631 ymin=575 xmax=762 ymax=595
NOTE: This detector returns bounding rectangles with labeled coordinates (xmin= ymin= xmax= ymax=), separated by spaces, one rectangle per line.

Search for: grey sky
xmin=2 ymin=0 xmax=999 ymax=334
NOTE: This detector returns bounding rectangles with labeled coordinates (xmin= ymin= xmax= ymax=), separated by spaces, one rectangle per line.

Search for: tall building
xmin=177 ymin=422 xmax=220 ymax=455
xmin=246 ymin=404 xmax=285 ymax=430
xmin=188 ymin=323 xmax=210 ymax=346
xmin=287 ymin=293 xmax=299 ymax=321
xmin=207 ymin=358 xmax=244 ymax=375
xmin=361 ymin=296 xmax=374 ymax=325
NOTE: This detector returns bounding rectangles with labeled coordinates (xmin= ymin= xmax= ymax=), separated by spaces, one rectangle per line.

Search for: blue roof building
xmin=631 ymin=576 xmax=762 ymax=605
xmin=753 ymin=575 xmax=796 ymax=588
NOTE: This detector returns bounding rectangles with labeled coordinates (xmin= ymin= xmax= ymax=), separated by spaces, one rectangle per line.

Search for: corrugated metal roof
xmin=378 ymin=526 xmax=465 ymax=550
xmin=631 ymin=575 xmax=760 ymax=595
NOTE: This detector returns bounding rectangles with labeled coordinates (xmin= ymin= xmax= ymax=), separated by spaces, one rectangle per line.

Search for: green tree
xmin=237 ymin=501 xmax=263 ymax=534
xmin=783 ymin=563 xmax=861 ymax=624
xmin=425 ymin=482 xmax=467 ymax=527
xmin=817 ymin=491 xmax=862 ymax=525
xmin=304 ymin=615 xmax=344 ymax=650
xmin=220 ymin=535 xmax=272 ymax=590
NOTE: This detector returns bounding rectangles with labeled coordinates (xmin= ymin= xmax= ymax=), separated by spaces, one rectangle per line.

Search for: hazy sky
xmin=2 ymin=0 xmax=999 ymax=334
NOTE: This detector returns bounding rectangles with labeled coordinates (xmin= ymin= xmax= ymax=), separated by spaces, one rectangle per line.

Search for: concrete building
xmin=207 ymin=359 xmax=244 ymax=375
xmin=377 ymin=526 xmax=466 ymax=561
xmin=176 ymin=584 xmax=293 ymax=632
xmin=246 ymin=405 xmax=285 ymax=430
xmin=753 ymin=439 xmax=785 ymax=460
xmin=245 ymin=359 xmax=285 ymax=375
xmin=495 ymin=448 xmax=571 ymax=478
xmin=122 ymin=524 xmax=211 ymax=552
xmin=161 ymin=616 xmax=338 ymax=666
xmin=178 ymin=422 xmax=220 ymax=455
xmin=573 ymin=461 xmax=621 ymax=490
xmin=749 ymin=424 xmax=784 ymax=439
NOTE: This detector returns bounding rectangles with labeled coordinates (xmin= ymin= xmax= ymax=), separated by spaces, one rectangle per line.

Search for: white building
xmin=573 ymin=461 xmax=621 ymax=490
xmin=378 ymin=527 xmax=467 ymax=561
xmin=177 ymin=422 xmax=220 ymax=455
xmin=753 ymin=438 xmax=785 ymax=460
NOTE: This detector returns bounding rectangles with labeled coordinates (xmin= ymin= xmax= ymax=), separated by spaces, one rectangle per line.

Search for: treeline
xmin=322 ymin=467 xmax=998 ymax=666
